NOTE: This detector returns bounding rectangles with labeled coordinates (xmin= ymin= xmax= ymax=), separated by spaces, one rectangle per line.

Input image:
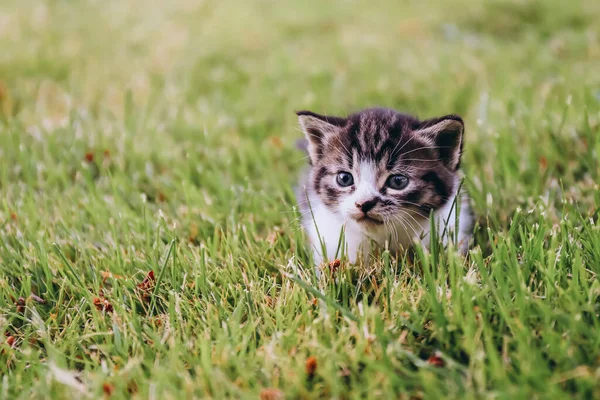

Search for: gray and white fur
xmin=295 ymin=107 xmax=474 ymax=265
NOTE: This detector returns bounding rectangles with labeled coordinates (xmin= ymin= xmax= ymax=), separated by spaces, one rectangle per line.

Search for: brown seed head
xmin=305 ymin=356 xmax=318 ymax=378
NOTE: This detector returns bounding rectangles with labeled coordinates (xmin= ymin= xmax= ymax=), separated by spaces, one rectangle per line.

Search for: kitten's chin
xmin=352 ymin=215 xmax=384 ymax=227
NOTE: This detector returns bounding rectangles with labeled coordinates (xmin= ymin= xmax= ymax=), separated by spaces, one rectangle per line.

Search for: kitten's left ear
xmin=415 ymin=115 xmax=464 ymax=171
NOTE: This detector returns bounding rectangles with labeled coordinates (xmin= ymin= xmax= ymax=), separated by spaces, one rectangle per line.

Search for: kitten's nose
xmin=355 ymin=198 xmax=378 ymax=213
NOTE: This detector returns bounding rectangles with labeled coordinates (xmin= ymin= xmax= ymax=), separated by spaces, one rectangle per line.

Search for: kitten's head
xmin=297 ymin=107 xmax=464 ymax=229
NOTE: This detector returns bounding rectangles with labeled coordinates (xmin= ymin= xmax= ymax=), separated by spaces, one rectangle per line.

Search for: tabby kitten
xmin=295 ymin=107 xmax=473 ymax=265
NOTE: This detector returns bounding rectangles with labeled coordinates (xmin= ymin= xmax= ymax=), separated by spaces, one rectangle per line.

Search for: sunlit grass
xmin=1 ymin=0 xmax=600 ymax=398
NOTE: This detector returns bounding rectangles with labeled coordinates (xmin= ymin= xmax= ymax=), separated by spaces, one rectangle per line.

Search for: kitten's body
xmin=295 ymin=107 xmax=474 ymax=265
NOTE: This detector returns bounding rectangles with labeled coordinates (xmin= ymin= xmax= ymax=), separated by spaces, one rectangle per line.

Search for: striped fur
xmin=295 ymin=107 xmax=474 ymax=266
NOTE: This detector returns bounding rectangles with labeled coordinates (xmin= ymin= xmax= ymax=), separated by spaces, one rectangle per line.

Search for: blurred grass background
xmin=1 ymin=0 xmax=600 ymax=398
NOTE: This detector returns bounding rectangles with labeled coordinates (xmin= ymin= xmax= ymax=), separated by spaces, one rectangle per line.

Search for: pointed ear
xmin=415 ymin=115 xmax=464 ymax=170
xmin=296 ymin=110 xmax=346 ymax=163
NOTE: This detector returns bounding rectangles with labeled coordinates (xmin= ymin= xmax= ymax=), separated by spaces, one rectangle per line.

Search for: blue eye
xmin=386 ymin=174 xmax=409 ymax=190
xmin=336 ymin=172 xmax=354 ymax=187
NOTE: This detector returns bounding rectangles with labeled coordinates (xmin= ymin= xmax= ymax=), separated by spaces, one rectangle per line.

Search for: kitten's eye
xmin=336 ymin=172 xmax=354 ymax=187
xmin=386 ymin=174 xmax=409 ymax=190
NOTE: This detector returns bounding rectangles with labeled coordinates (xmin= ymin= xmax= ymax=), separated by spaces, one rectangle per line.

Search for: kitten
xmin=295 ymin=107 xmax=474 ymax=266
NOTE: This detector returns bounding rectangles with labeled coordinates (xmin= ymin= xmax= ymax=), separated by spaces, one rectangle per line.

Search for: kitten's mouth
xmin=355 ymin=215 xmax=384 ymax=225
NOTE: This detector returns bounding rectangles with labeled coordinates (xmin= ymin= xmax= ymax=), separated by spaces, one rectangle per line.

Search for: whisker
xmin=390 ymin=217 xmax=400 ymax=246
xmin=384 ymin=216 xmax=399 ymax=248
xmin=387 ymin=215 xmax=406 ymax=244
xmin=338 ymin=140 xmax=354 ymax=163
xmin=394 ymin=211 xmax=420 ymax=236
xmin=396 ymin=215 xmax=417 ymax=243
xmin=399 ymin=165 xmax=446 ymax=172
xmin=400 ymin=145 xmax=452 ymax=157
xmin=397 ymin=199 xmax=424 ymax=208
xmin=388 ymin=213 xmax=410 ymax=239
xmin=399 ymin=158 xmax=443 ymax=163
xmin=392 ymin=210 xmax=422 ymax=239
xmin=399 ymin=164 xmax=444 ymax=172
xmin=397 ymin=210 xmax=425 ymax=236
xmin=396 ymin=201 xmax=430 ymax=218
xmin=390 ymin=130 xmax=418 ymax=159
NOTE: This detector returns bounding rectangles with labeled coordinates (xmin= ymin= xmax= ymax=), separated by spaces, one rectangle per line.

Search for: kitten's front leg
xmin=311 ymin=235 xmax=364 ymax=276
xmin=309 ymin=221 xmax=365 ymax=271
xmin=305 ymin=207 xmax=345 ymax=271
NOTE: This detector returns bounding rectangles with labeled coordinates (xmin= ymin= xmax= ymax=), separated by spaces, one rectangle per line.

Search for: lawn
xmin=1 ymin=0 xmax=600 ymax=398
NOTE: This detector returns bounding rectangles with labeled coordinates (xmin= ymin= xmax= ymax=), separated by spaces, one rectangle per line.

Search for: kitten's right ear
xmin=296 ymin=110 xmax=346 ymax=163
xmin=414 ymin=115 xmax=464 ymax=171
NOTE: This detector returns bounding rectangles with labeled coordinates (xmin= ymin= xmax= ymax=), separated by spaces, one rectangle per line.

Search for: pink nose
xmin=355 ymin=198 xmax=378 ymax=213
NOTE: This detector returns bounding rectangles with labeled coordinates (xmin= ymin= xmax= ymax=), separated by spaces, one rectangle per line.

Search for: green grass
xmin=1 ymin=0 xmax=600 ymax=398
